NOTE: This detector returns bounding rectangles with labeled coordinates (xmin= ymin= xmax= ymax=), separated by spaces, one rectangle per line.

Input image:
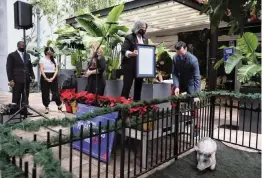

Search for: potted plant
xmin=75 ymin=3 xmax=129 ymax=97
xmin=214 ymin=32 xmax=261 ymax=92
xmin=60 ymin=89 xmax=77 ymax=113
xmin=54 ymin=25 xmax=89 ymax=92
xmin=214 ymin=32 xmax=261 ymax=133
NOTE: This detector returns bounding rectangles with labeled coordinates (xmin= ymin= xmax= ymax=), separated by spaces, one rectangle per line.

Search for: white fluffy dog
xmin=194 ymin=137 xmax=217 ymax=171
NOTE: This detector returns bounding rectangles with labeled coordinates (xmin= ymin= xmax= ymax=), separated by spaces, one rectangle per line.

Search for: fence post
xmin=120 ymin=110 xmax=126 ymax=178
xmin=209 ymin=95 xmax=216 ymax=138
xmin=174 ymin=101 xmax=180 ymax=160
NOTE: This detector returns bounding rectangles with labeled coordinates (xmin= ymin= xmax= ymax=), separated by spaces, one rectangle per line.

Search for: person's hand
xmin=8 ymin=80 xmax=15 ymax=88
xmin=174 ymin=88 xmax=179 ymax=96
xmin=130 ymin=50 xmax=138 ymax=57
xmin=45 ymin=78 xmax=52 ymax=82
xmin=83 ymin=70 xmax=92 ymax=77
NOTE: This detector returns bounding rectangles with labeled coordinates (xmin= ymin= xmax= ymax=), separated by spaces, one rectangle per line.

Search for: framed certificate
xmin=136 ymin=44 xmax=156 ymax=78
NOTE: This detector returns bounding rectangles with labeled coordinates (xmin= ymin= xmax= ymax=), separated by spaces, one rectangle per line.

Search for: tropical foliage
xmin=196 ymin=0 xmax=261 ymax=34
xmin=75 ymin=3 xmax=129 ymax=79
xmin=214 ymin=32 xmax=261 ymax=86
xmin=54 ymin=25 xmax=88 ymax=76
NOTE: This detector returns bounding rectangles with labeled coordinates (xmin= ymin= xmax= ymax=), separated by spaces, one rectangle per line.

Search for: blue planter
xmin=72 ymin=104 xmax=118 ymax=163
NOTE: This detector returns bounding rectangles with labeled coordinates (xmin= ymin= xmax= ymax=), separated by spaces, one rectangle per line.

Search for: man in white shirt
xmin=6 ymin=41 xmax=35 ymax=115
xmin=120 ymin=20 xmax=148 ymax=101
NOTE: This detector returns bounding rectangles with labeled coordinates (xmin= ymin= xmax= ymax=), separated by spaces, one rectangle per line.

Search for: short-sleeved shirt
xmin=39 ymin=57 xmax=56 ymax=73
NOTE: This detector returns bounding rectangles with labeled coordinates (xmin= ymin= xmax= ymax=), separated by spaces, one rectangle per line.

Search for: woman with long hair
xmin=83 ymin=42 xmax=106 ymax=96
xmin=40 ymin=47 xmax=62 ymax=114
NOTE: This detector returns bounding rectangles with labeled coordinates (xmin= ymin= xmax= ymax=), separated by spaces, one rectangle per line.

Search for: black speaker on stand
xmin=14 ymin=1 xmax=33 ymax=30
xmin=7 ymin=1 xmax=50 ymax=123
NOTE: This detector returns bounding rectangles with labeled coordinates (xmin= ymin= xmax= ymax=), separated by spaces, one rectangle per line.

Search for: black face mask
xmin=18 ymin=48 xmax=25 ymax=52
xmin=138 ymin=29 xmax=146 ymax=36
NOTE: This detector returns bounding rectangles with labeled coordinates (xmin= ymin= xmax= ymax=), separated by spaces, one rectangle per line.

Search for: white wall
xmin=0 ymin=0 xmax=9 ymax=91
xmin=0 ymin=0 xmax=32 ymax=91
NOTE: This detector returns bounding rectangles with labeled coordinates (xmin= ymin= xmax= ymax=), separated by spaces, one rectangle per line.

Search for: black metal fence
xmin=7 ymin=94 xmax=261 ymax=178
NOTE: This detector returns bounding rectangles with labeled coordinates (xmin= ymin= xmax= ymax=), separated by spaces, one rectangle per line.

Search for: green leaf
xmin=237 ymin=64 xmax=262 ymax=83
xmin=219 ymin=45 xmax=228 ymax=49
xmin=200 ymin=4 xmax=211 ymax=15
xmin=255 ymin=52 xmax=261 ymax=58
xmin=224 ymin=52 xmax=244 ymax=74
xmin=107 ymin=4 xmax=124 ymax=24
xmin=210 ymin=2 xmax=226 ymax=34
xmin=76 ymin=18 xmax=104 ymax=37
xmin=70 ymin=53 xmax=77 ymax=66
xmin=237 ymin=32 xmax=258 ymax=55
xmin=214 ymin=58 xmax=224 ymax=70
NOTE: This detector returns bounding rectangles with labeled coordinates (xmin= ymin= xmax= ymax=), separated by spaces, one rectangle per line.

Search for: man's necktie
xmin=21 ymin=53 xmax=24 ymax=63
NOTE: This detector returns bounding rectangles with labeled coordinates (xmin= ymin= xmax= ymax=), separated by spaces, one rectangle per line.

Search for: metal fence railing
xmin=3 ymin=92 xmax=261 ymax=178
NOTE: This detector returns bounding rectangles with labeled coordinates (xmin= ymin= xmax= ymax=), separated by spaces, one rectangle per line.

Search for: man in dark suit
xmin=6 ymin=41 xmax=35 ymax=115
xmin=121 ymin=20 xmax=148 ymax=101
xmin=172 ymin=41 xmax=201 ymax=96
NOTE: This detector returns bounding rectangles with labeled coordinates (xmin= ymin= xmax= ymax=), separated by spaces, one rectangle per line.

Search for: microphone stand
xmin=93 ymin=23 xmax=114 ymax=104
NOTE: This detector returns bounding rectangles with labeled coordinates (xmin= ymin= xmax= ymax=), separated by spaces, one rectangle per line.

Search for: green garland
xmin=0 ymin=90 xmax=260 ymax=178
xmin=0 ymin=130 xmax=73 ymax=178
xmin=0 ymin=151 xmax=25 ymax=178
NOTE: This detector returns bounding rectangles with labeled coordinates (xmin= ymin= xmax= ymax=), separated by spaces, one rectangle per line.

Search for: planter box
xmin=239 ymin=87 xmax=261 ymax=134
xmin=104 ymin=80 xmax=123 ymax=97
xmin=141 ymin=83 xmax=172 ymax=109
xmin=76 ymin=77 xmax=88 ymax=93
xmin=72 ymin=104 xmax=118 ymax=163
xmin=58 ymin=69 xmax=76 ymax=88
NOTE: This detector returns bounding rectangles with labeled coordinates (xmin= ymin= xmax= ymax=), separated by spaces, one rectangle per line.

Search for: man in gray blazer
xmin=172 ymin=41 xmax=201 ymax=96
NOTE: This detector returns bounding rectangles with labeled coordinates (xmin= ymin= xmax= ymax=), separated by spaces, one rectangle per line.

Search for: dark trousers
xmin=40 ymin=73 xmax=62 ymax=108
xmin=12 ymin=82 xmax=30 ymax=110
xmin=121 ymin=68 xmax=143 ymax=101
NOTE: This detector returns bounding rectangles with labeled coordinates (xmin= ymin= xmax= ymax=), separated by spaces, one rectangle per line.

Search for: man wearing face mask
xmin=172 ymin=41 xmax=201 ymax=96
xmin=6 ymin=41 xmax=35 ymax=115
xmin=121 ymin=20 xmax=148 ymax=101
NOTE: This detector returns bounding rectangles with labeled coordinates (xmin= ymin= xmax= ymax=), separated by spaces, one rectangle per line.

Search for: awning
xmin=66 ymin=0 xmax=228 ymax=36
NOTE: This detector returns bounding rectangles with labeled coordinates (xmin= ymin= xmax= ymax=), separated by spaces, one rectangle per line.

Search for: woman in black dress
xmin=83 ymin=42 xmax=106 ymax=96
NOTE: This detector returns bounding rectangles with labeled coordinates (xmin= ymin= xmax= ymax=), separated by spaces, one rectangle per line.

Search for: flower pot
xmin=70 ymin=101 xmax=78 ymax=114
xmin=65 ymin=102 xmax=72 ymax=113
xmin=104 ymin=80 xmax=123 ymax=97
xmin=141 ymin=83 xmax=172 ymax=109
xmin=143 ymin=121 xmax=153 ymax=131
xmin=76 ymin=77 xmax=88 ymax=93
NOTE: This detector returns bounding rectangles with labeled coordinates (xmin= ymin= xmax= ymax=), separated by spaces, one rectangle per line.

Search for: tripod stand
xmin=7 ymin=29 xmax=49 ymax=122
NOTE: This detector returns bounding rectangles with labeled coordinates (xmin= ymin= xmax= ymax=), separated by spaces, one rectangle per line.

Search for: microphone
xmin=106 ymin=22 xmax=119 ymax=24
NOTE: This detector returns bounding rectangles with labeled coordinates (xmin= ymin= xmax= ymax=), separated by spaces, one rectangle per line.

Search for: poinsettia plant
xmin=129 ymin=105 xmax=159 ymax=117
xmin=60 ymin=89 xmax=76 ymax=103
xmin=75 ymin=91 xmax=88 ymax=104
xmin=60 ymin=89 xmax=159 ymax=117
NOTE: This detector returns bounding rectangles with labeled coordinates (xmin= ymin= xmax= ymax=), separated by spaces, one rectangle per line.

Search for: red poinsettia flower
xmin=60 ymin=89 xmax=76 ymax=102
xmin=75 ymin=91 xmax=88 ymax=99
xmin=85 ymin=93 xmax=96 ymax=105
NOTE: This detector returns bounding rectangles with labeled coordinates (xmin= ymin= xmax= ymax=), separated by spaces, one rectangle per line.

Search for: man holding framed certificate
xmin=120 ymin=20 xmax=149 ymax=101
